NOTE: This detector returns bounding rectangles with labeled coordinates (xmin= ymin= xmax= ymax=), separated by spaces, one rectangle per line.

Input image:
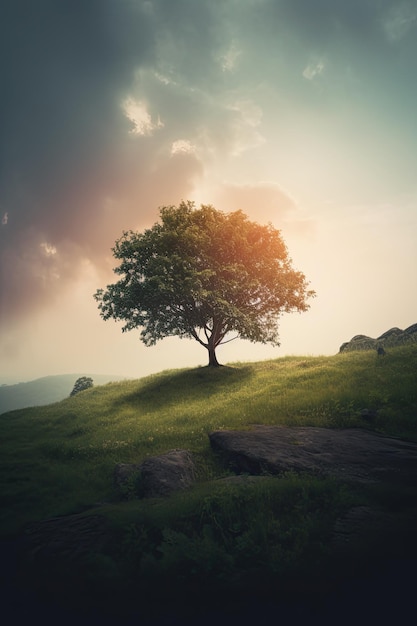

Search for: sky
xmin=1 ymin=0 xmax=416 ymax=384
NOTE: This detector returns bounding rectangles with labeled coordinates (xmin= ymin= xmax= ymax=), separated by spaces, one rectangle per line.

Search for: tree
xmin=94 ymin=201 xmax=315 ymax=367
xmin=70 ymin=376 xmax=94 ymax=397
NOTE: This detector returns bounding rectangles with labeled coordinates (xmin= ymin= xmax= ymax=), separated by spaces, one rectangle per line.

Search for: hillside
xmin=1 ymin=345 xmax=416 ymax=623
xmin=1 ymin=345 xmax=416 ymax=532
xmin=0 ymin=373 xmax=128 ymax=415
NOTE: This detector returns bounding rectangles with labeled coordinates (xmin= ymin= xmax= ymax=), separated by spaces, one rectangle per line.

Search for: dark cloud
xmin=264 ymin=0 xmax=391 ymax=45
xmin=150 ymin=0 xmax=221 ymax=84
xmin=0 ymin=0 xmax=206 ymax=326
xmin=233 ymin=0 xmax=417 ymax=87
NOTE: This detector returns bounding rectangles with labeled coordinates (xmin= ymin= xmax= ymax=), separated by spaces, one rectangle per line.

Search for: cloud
xmin=225 ymin=99 xmax=265 ymax=156
xmin=0 ymin=0 xmax=208 ymax=327
xmin=171 ymin=140 xmax=197 ymax=156
xmin=213 ymin=181 xmax=297 ymax=223
xmin=218 ymin=41 xmax=242 ymax=72
xmin=271 ymin=0 xmax=386 ymax=43
xmin=122 ymin=98 xmax=164 ymax=135
xmin=382 ymin=2 xmax=417 ymax=42
xmin=303 ymin=57 xmax=326 ymax=80
xmin=210 ymin=182 xmax=317 ymax=245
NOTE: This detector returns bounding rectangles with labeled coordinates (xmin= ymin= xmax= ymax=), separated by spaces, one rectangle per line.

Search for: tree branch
xmin=219 ymin=334 xmax=239 ymax=345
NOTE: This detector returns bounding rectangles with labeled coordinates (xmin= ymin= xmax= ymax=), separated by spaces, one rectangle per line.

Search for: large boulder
xmin=140 ymin=449 xmax=196 ymax=497
xmin=209 ymin=425 xmax=417 ymax=483
xmin=339 ymin=324 xmax=417 ymax=352
xmin=339 ymin=334 xmax=376 ymax=352
xmin=115 ymin=449 xmax=196 ymax=499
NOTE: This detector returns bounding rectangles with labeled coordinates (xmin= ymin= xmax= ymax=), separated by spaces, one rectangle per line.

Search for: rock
xmin=330 ymin=505 xmax=399 ymax=552
xmin=114 ymin=462 xmax=142 ymax=488
xmin=377 ymin=327 xmax=402 ymax=341
xmin=339 ymin=335 xmax=376 ymax=352
xmin=139 ymin=449 xmax=196 ymax=498
xmin=209 ymin=425 xmax=417 ymax=483
xmin=360 ymin=408 xmax=377 ymax=422
xmin=404 ymin=322 xmax=417 ymax=336
xmin=339 ymin=324 xmax=417 ymax=352
xmin=24 ymin=513 xmax=110 ymax=561
xmin=114 ymin=450 xmax=196 ymax=499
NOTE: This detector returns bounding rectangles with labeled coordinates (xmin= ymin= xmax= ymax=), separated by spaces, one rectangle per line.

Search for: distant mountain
xmin=339 ymin=323 xmax=417 ymax=353
xmin=0 ymin=374 xmax=129 ymax=415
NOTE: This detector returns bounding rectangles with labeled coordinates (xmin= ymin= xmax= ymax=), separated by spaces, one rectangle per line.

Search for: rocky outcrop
xmin=209 ymin=425 xmax=417 ymax=483
xmin=330 ymin=505 xmax=399 ymax=553
xmin=114 ymin=449 xmax=196 ymax=499
xmin=23 ymin=512 xmax=110 ymax=561
xmin=339 ymin=323 xmax=417 ymax=352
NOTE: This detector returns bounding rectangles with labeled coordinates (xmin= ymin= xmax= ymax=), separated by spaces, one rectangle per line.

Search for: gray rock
xmin=360 ymin=408 xmax=378 ymax=421
xmin=339 ymin=335 xmax=376 ymax=352
xmin=330 ymin=505 xmax=399 ymax=552
xmin=24 ymin=513 xmax=110 ymax=559
xmin=339 ymin=323 xmax=417 ymax=352
xmin=209 ymin=425 xmax=417 ymax=483
xmin=114 ymin=462 xmax=142 ymax=487
xmin=404 ymin=323 xmax=417 ymax=336
xmin=139 ymin=449 xmax=196 ymax=498
xmin=377 ymin=327 xmax=402 ymax=341
xmin=114 ymin=450 xmax=196 ymax=499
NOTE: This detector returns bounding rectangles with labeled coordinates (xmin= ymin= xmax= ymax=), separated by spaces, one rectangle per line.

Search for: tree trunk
xmin=208 ymin=343 xmax=221 ymax=367
xmin=207 ymin=318 xmax=223 ymax=367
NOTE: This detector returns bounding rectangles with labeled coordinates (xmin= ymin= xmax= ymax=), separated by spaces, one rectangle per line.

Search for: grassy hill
xmin=1 ymin=346 xmax=417 ymax=621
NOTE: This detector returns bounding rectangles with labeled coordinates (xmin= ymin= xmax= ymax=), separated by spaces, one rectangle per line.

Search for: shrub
xmin=70 ymin=377 xmax=94 ymax=397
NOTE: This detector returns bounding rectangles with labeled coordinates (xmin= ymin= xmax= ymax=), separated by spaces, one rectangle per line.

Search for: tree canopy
xmin=70 ymin=376 xmax=94 ymax=397
xmin=94 ymin=201 xmax=315 ymax=366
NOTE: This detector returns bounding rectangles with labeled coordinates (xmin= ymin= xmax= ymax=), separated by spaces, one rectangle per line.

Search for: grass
xmin=1 ymin=345 xmax=417 ymax=617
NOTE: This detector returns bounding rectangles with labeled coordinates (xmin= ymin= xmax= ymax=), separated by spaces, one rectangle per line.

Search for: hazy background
xmin=1 ymin=0 xmax=416 ymax=384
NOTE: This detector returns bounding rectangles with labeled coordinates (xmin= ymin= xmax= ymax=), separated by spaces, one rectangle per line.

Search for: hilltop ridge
xmin=339 ymin=323 xmax=417 ymax=352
